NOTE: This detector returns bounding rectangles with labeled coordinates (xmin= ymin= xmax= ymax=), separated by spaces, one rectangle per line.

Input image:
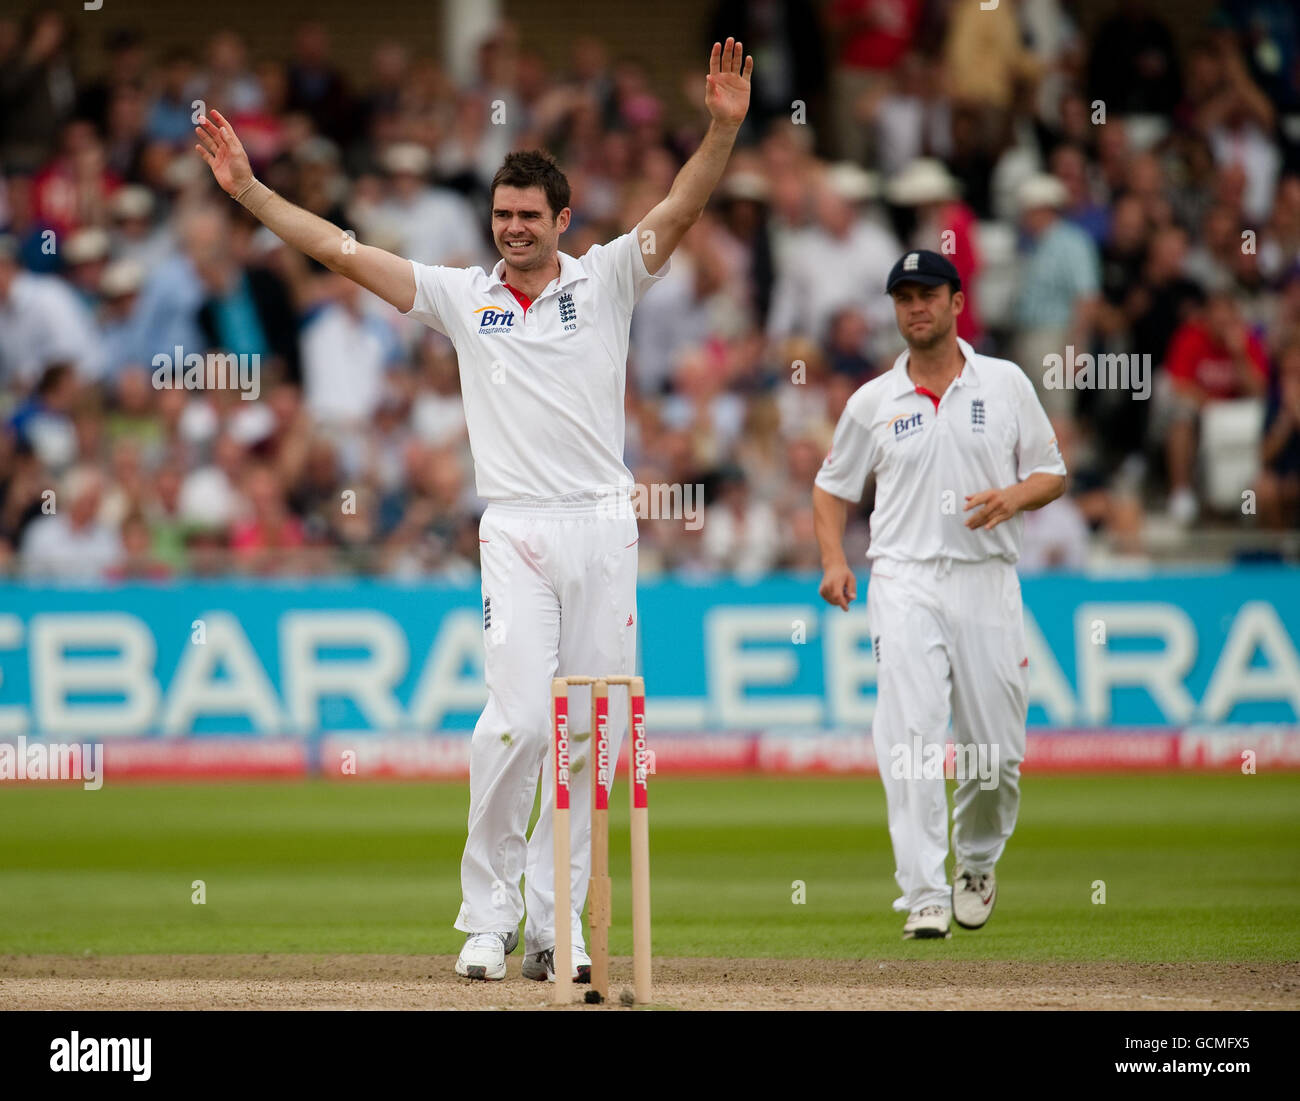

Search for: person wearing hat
xmin=365 ymin=142 xmax=485 ymax=269
xmin=768 ymin=163 xmax=900 ymax=356
xmin=813 ymin=249 xmax=1066 ymax=940
xmin=0 ymin=234 xmax=103 ymax=386
xmin=1011 ymin=172 xmax=1100 ymax=420
xmin=887 ymin=158 xmax=984 ymax=347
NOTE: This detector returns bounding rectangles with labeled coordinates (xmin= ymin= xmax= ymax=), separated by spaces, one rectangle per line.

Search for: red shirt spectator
xmin=1166 ymin=318 xmax=1268 ymax=401
xmin=31 ymin=121 xmax=121 ymax=240
xmin=829 ymin=0 xmax=923 ymax=71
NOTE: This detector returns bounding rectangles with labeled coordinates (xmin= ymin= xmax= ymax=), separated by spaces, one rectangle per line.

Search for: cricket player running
xmin=813 ymin=250 xmax=1066 ymax=939
xmin=195 ymin=39 xmax=753 ymax=980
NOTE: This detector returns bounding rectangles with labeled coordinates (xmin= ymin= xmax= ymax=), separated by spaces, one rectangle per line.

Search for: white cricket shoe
xmin=455 ymin=931 xmax=514 ymax=980
xmin=953 ymin=864 xmax=996 ymax=929
xmin=572 ymin=942 xmax=592 ymax=984
xmin=521 ymin=943 xmax=591 ymax=983
xmin=902 ymin=904 xmax=952 ymax=940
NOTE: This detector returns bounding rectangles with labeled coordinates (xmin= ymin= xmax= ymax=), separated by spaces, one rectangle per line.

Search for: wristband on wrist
xmin=233 ymin=178 xmax=274 ymax=217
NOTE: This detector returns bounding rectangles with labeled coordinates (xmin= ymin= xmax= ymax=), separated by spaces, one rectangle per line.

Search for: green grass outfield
xmin=0 ymin=773 xmax=1297 ymax=960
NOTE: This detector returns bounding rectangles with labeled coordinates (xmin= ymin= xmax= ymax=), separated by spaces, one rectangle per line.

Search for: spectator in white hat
xmin=98 ymin=259 xmax=154 ymax=377
xmin=768 ymin=165 xmax=900 ymax=358
xmin=109 ymin=185 xmax=172 ymax=271
xmin=362 ymin=142 xmax=487 ymax=268
xmin=20 ymin=467 xmax=124 ymax=581
xmin=0 ymin=235 xmax=104 ymax=387
xmin=1011 ymin=172 xmax=1100 ymax=419
xmin=888 ymin=158 xmax=984 ymax=347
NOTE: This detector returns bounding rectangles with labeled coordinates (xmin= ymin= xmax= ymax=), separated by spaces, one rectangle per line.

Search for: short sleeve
xmin=815 ymin=398 xmax=879 ymax=503
xmin=405 ymin=260 xmax=459 ymax=335
xmin=1014 ymin=374 xmax=1068 ymax=480
xmin=582 ymin=228 xmax=670 ymax=313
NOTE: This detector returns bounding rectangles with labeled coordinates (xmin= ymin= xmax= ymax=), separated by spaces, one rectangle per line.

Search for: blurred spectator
xmin=107 ymin=185 xmax=170 ymax=269
xmin=75 ymin=28 xmax=148 ymax=134
xmin=1020 ymin=492 xmax=1091 ymax=571
xmin=1052 ymin=144 xmax=1109 ymax=245
xmin=9 ymin=361 xmax=78 ymax=471
xmin=630 ymin=214 xmax=747 ymax=397
xmin=105 ymin=509 xmax=172 ymax=580
xmin=147 ymin=49 xmax=201 ymax=146
xmin=942 ymin=0 xmax=1041 ymax=149
xmin=826 ymin=307 xmax=875 ymax=380
xmin=1011 ymin=173 xmax=1100 ymax=419
xmin=870 ymin=53 xmax=951 ymax=176
xmin=887 ymin=157 xmax=983 ymax=346
xmin=300 ymin=273 xmax=400 ymax=426
xmin=62 ymin=226 xmax=111 ymax=303
xmin=195 ymin=219 xmax=300 ymax=380
xmin=202 ymin=30 xmax=263 ymax=118
xmin=286 ymin=22 xmax=353 ymax=144
xmin=1163 ymin=291 xmax=1270 ymax=523
xmin=361 ymin=143 xmax=485 ymax=267
xmin=1257 ymin=338 xmax=1300 ymax=529
xmin=1213 ymin=0 xmax=1300 ymax=112
xmin=0 ymin=9 xmax=76 ymax=173
xmin=708 ymin=0 xmax=827 ymax=148
xmin=98 ymin=259 xmax=154 ymax=376
xmin=715 ymin=167 xmax=776 ymax=328
xmin=1185 ymin=37 xmax=1280 ymax=221
xmin=32 ymin=120 xmax=119 ymax=240
xmin=1087 ymin=1 xmax=1182 ymax=115
xmin=20 ymin=467 xmax=122 ymax=581
xmin=700 ymin=465 xmax=780 ymax=578
xmin=827 ymin=0 xmax=924 ymax=164
xmin=768 ymin=167 xmax=899 ymax=352
xmin=231 ymin=462 xmax=305 ymax=573
xmin=0 ymin=234 xmax=101 ymax=385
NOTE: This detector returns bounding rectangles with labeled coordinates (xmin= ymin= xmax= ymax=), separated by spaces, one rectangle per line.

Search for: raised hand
xmin=705 ymin=38 xmax=753 ymax=127
xmin=194 ymin=109 xmax=253 ymax=198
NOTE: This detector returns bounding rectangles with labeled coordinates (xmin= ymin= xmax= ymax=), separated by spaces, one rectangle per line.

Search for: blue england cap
xmin=885 ymin=249 xmax=961 ymax=293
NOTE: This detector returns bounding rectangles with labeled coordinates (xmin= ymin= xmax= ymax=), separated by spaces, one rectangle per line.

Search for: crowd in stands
xmin=1 ymin=0 xmax=1299 ymax=580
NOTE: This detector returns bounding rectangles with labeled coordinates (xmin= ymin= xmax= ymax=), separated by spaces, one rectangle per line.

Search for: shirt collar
xmin=889 ymin=336 xmax=980 ymax=398
xmin=487 ymin=249 xmax=588 ymax=296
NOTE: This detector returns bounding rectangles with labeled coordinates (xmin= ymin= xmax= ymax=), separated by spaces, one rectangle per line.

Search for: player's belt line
xmin=484 ymin=492 xmax=635 ymax=517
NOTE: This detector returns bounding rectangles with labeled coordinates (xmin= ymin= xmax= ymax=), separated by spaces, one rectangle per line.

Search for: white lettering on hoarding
xmin=1075 ymin=604 xmax=1198 ymax=723
xmin=282 ymin=612 xmax=407 ymax=729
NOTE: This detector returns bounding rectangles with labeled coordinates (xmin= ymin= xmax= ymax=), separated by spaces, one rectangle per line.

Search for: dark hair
xmin=37 ymin=362 xmax=73 ymax=396
xmin=490 ymin=150 xmax=571 ymax=219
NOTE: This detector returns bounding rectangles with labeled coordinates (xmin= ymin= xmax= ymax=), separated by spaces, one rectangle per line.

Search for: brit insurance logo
xmin=888 ymin=411 xmax=924 ymax=440
xmin=473 ymin=305 xmax=516 ymax=334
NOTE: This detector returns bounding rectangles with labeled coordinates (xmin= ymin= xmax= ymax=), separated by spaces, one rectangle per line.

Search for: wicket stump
xmin=551 ymin=675 xmax=650 ymax=1006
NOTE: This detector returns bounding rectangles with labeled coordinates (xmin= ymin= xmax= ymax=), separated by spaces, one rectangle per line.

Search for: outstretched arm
xmin=194 ymin=109 xmax=416 ymax=312
xmin=637 ymin=38 xmax=752 ymax=275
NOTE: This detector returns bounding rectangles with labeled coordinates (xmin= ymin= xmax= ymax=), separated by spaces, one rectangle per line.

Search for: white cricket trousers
xmin=455 ymin=491 xmax=639 ymax=954
xmin=867 ymin=556 xmax=1029 ymax=913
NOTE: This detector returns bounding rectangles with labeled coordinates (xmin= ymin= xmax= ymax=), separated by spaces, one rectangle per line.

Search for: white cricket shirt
xmin=815 ymin=337 xmax=1066 ymax=563
xmin=405 ymin=229 xmax=668 ymax=500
